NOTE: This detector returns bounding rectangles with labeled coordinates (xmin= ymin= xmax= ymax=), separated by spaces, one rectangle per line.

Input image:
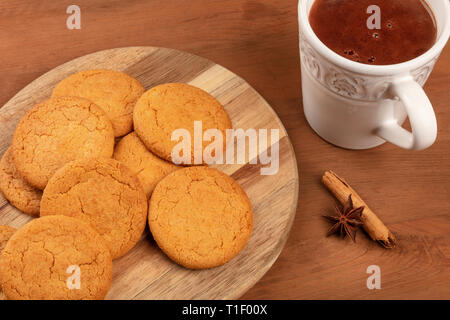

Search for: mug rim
xmin=298 ymin=0 xmax=450 ymax=76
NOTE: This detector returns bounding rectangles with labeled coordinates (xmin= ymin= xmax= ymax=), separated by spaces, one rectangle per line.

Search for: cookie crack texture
xmin=0 ymin=225 xmax=16 ymax=253
xmin=40 ymin=158 xmax=148 ymax=260
xmin=149 ymin=166 xmax=253 ymax=269
xmin=0 ymin=216 xmax=112 ymax=300
xmin=11 ymin=96 xmax=114 ymax=190
xmin=113 ymin=132 xmax=180 ymax=198
xmin=0 ymin=149 xmax=42 ymax=216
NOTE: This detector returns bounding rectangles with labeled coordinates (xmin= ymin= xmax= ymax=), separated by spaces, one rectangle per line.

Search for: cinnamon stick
xmin=322 ymin=170 xmax=396 ymax=249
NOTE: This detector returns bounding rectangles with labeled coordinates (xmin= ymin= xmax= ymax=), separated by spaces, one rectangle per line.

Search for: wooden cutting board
xmin=0 ymin=47 xmax=298 ymax=300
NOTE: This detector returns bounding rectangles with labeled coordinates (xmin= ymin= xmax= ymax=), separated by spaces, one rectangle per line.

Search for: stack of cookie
xmin=0 ymin=70 xmax=253 ymax=300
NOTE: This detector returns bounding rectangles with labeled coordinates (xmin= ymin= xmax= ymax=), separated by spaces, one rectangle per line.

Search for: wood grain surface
xmin=0 ymin=0 xmax=449 ymax=300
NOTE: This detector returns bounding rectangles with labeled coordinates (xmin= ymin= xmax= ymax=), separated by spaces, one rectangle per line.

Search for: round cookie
xmin=0 ymin=148 xmax=41 ymax=216
xmin=52 ymin=69 xmax=145 ymax=137
xmin=133 ymin=83 xmax=232 ymax=164
xmin=113 ymin=132 xmax=180 ymax=198
xmin=148 ymin=166 xmax=253 ymax=269
xmin=0 ymin=216 xmax=112 ymax=300
xmin=0 ymin=225 xmax=16 ymax=253
xmin=11 ymin=96 xmax=115 ymax=190
xmin=40 ymin=158 xmax=148 ymax=259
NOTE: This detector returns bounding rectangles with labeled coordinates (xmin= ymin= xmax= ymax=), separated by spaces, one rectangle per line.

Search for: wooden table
xmin=1 ymin=0 xmax=449 ymax=299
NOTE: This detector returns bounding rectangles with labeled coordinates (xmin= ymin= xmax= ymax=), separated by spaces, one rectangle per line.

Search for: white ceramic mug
xmin=298 ymin=0 xmax=450 ymax=150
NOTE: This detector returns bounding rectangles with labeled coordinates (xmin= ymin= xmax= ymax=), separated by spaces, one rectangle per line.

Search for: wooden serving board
xmin=0 ymin=47 xmax=298 ymax=300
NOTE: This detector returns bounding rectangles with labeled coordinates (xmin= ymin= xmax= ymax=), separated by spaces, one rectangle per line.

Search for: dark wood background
xmin=1 ymin=0 xmax=449 ymax=299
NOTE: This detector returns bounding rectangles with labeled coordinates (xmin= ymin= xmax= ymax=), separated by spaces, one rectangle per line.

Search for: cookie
xmin=113 ymin=132 xmax=180 ymax=198
xmin=0 ymin=225 xmax=16 ymax=300
xmin=11 ymin=96 xmax=115 ymax=190
xmin=0 ymin=216 xmax=112 ymax=300
xmin=40 ymin=158 xmax=148 ymax=259
xmin=52 ymin=69 xmax=145 ymax=137
xmin=133 ymin=83 xmax=232 ymax=164
xmin=0 ymin=225 xmax=16 ymax=253
xmin=148 ymin=166 xmax=253 ymax=269
xmin=0 ymin=148 xmax=42 ymax=216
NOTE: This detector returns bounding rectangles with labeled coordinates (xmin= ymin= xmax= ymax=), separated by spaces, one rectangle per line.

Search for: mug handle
xmin=375 ymin=77 xmax=437 ymax=150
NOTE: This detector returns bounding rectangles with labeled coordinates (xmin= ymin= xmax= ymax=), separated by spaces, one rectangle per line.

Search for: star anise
xmin=323 ymin=195 xmax=364 ymax=242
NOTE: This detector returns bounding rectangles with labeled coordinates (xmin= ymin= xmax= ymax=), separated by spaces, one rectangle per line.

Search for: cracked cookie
xmin=113 ymin=132 xmax=180 ymax=198
xmin=133 ymin=83 xmax=232 ymax=164
xmin=0 ymin=225 xmax=16 ymax=300
xmin=52 ymin=69 xmax=146 ymax=137
xmin=149 ymin=166 xmax=253 ymax=269
xmin=0 ymin=148 xmax=41 ymax=216
xmin=11 ymin=96 xmax=115 ymax=190
xmin=40 ymin=158 xmax=148 ymax=259
xmin=0 ymin=216 xmax=112 ymax=300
